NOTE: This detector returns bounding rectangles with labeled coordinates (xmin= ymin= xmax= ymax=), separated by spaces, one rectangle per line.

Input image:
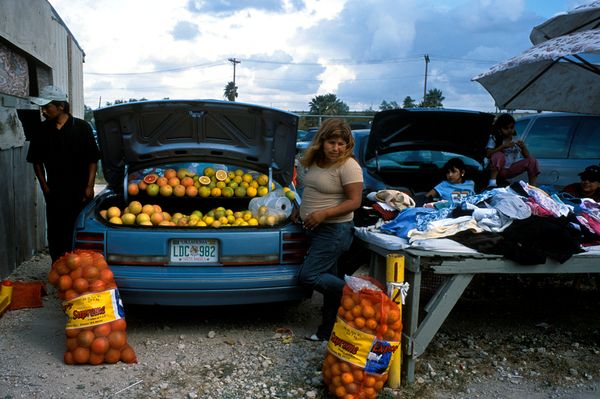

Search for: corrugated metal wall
xmin=0 ymin=144 xmax=46 ymax=278
xmin=0 ymin=0 xmax=85 ymax=278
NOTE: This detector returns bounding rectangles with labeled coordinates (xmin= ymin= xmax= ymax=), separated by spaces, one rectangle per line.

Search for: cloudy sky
xmin=49 ymin=0 xmax=585 ymax=112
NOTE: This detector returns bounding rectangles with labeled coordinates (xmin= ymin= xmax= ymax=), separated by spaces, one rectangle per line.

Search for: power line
xmin=84 ymin=60 xmax=226 ymax=76
xmin=83 ymin=55 xmax=501 ymax=77
xmin=242 ymin=56 xmax=424 ymax=66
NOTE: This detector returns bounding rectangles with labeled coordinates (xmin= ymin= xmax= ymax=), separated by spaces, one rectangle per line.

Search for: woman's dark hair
xmin=443 ymin=157 xmax=466 ymax=174
xmin=492 ymin=113 xmax=516 ymax=146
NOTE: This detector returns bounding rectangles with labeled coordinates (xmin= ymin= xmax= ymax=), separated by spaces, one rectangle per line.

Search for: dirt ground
xmin=1 ymin=254 xmax=600 ymax=398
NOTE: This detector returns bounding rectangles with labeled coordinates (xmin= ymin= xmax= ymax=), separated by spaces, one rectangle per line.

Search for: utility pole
xmin=423 ymin=54 xmax=430 ymax=104
xmin=228 ymin=58 xmax=241 ymax=101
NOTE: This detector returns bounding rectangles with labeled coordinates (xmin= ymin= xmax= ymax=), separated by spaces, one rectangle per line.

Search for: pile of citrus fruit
xmin=48 ymin=249 xmax=137 ymax=365
xmin=129 ymin=167 xmax=280 ymax=199
xmin=321 ymin=278 xmax=402 ymax=399
xmin=100 ymin=201 xmax=269 ymax=227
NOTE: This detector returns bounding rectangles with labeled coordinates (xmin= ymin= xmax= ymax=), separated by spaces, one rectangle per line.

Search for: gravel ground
xmin=1 ymin=253 xmax=600 ymax=399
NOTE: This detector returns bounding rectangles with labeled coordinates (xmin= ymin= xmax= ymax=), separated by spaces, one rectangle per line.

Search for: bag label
xmin=327 ymin=317 xmax=400 ymax=374
xmin=365 ymin=339 xmax=400 ymax=374
xmin=63 ymin=289 xmax=125 ymax=329
xmin=328 ymin=317 xmax=374 ymax=368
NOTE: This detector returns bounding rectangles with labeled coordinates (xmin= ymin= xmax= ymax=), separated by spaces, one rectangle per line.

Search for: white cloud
xmin=49 ymin=0 xmax=572 ymax=112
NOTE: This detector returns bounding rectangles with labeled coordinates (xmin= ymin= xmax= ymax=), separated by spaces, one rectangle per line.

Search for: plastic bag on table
xmin=48 ymin=249 xmax=137 ymax=365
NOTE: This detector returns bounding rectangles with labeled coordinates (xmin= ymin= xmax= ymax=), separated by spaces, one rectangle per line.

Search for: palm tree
xmin=420 ymin=89 xmax=445 ymax=108
xmin=224 ymin=81 xmax=238 ymax=101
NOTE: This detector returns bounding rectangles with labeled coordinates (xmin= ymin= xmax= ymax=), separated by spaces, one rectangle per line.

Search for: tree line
xmin=84 ymin=89 xmax=445 ymax=128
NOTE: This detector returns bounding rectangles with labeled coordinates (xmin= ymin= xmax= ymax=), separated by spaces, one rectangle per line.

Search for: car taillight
xmin=281 ymin=232 xmax=308 ymax=264
xmin=74 ymin=232 xmax=105 ymax=252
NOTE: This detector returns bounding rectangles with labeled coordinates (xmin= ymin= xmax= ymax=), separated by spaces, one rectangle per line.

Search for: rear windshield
xmin=364 ymin=150 xmax=482 ymax=171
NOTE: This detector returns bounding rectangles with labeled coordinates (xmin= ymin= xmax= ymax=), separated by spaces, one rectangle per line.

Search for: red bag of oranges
xmin=322 ymin=275 xmax=402 ymax=399
xmin=48 ymin=249 xmax=137 ymax=365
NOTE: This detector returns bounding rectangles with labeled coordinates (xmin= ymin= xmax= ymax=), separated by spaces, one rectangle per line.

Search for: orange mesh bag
xmin=322 ymin=275 xmax=402 ymax=399
xmin=48 ymin=249 xmax=137 ymax=365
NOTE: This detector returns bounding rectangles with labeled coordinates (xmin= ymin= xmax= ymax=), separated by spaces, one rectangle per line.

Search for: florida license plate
xmin=170 ymin=239 xmax=219 ymax=263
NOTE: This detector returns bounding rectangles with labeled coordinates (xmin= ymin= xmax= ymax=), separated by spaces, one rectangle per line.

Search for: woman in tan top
xmin=297 ymin=118 xmax=363 ymax=341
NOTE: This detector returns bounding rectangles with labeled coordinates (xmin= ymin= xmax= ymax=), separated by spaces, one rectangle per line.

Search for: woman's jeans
xmin=298 ymin=221 xmax=354 ymax=339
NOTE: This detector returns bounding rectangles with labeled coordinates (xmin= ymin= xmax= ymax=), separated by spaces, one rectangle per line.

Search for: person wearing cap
xmin=26 ymin=85 xmax=100 ymax=261
xmin=561 ymin=165 xmax=600 ymax=202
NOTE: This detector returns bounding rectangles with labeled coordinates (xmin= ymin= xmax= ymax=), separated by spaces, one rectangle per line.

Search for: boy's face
xmin=446 ymin=167 xmax=463 ymax=184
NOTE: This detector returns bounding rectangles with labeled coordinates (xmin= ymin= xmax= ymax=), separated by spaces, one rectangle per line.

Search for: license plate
xmin=170 ymin=239 xmax=219 ymax=263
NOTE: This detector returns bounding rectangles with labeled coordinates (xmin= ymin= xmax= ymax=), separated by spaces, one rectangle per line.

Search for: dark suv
xmin=515 ymin=113 xmax=600 ymax=188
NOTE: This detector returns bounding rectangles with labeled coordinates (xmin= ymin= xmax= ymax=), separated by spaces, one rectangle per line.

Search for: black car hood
xmin=94 ymin=100 xmax=298 ymax=188
xmin=365 ymin=108 xmax=495 ymax=164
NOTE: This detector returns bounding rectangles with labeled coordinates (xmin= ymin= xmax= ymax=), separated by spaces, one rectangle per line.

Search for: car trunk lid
xmin=365 ymin=108 xmax=495 ymax=164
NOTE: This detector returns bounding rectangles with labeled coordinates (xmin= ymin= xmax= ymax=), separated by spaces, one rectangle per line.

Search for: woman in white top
xmin=297 ymin=118 xmax=363 ymax=341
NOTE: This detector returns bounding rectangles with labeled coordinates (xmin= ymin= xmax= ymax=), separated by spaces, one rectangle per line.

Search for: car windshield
xmin=364 ymin=150 xmax=482 ymax=171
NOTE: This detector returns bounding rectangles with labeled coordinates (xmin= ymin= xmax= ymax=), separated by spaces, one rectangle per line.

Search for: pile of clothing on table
xmin=362 ymin=181 xmax=600 ymax=265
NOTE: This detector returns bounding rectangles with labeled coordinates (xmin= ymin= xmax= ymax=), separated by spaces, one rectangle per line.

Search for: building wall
xmin=0 ymin=0 xmax=85 ymax=118
xmin=0 ymin=0 xmax=85 ymax=278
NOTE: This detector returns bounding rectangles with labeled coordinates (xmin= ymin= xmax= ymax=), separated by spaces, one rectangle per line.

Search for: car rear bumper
xmin=117 ymin=286 xmax=307 ymax=306
xmin=110 ymin=264 xmax=307 ymax=306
